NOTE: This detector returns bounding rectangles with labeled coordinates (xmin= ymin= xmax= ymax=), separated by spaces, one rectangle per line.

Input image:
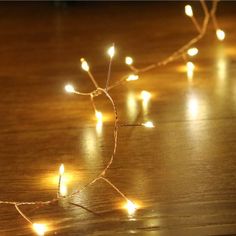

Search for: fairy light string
xmin=0 ymin=1 xmax=225 ymax=235
xmin=122 ymin=0 xmax=225 ymax=76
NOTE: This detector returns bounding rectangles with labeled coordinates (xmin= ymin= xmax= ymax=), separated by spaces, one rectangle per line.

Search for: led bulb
xmin=65 ymin=84 xmax=75 ymax=93
xmin=107 ymin=45 xmax=115 ymax=58
xmin=33 ymin=223 xmax=47 ymax=236
xmin=185 ymin=5 xmax=193 ymax=17
xmin=142 ymin=121 xmax=154 ymax=128
xmin=95 ymin=111 xmax=103 ymax=122
xmin=216 ymin=29 xmax=225 ymax=41
xmin=141 ymin=90 xmax=151 ymax=101
xmin=59 ymin=164 xmax=64 ymax=175
xmin=126 ymin=74 xmax=139 ymax=81
xmin=187 ymin=47 xmax=198 ymax=57
xmin=125 ymin=56 xmax=133 ymax=65
xmin=81 ymin=58 xmax=90 ymax=71
xmin=124 ymin=200 xmax=137 ymax=215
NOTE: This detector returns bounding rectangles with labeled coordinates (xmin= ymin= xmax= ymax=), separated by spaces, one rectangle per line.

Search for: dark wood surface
xmin=0 ymin=2 xmax=236 ymax=236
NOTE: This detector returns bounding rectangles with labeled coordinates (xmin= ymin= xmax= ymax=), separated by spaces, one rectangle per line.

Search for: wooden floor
xmin=0 ymin=2 xmax=236 ymax=236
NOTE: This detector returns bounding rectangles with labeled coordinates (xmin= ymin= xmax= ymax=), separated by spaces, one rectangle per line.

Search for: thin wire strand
xmin=110 ymin=0 xmax=216 ymax=84
xmin=90 ymin=94 xmax=98 ymax=114
xmin=87 ymin=70 xmax=99 ymax=88
xmin=0 ymin=0 xmax=218 ymax=210
xmin=210 ymin=0 xmax=219 ymax=30
xmin=15 ymin=204 xmax=33 ymax=224
xmin=106 ymin=43 xmax=115 ymax=90
xmin=100 ymin=177 xmax=129 ymax=202
xmin=191 ymin=15 xmax=202 ymax=33
xmin=0 ymin=0 xmax=224 ymax=232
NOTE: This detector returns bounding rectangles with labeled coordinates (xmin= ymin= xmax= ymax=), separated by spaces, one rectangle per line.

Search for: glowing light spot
xmin=141 ymin=90 xmax=151 ymax=101
xmin=65 ymin=84 xmax=75 ymax=93
xmin=95 ymin=111 xmax=103 ymax=122
xmin=125 ymin=56 xmax=133 ymax=65
xmin=96 ymin=121 xmax=103 ymax=134
xmin=126 ymin=74 xmax=139 ymax=81
xmin=186 ymin=61 xmax=195 ymax=79
xmin=187 ymin=47 xmax=198 ymax=57
xmin=188 ymin=97 xmax=198 ymax=119
xmin=81 ymin=58 xmax=90 ymax=71
xmin=59 ymin=183 xmax=68 ymax=197
xmin=107 ymin=45 xmax=115 ymax=58
xmin=217 ymin=58 xmax=227 ymax=80
xmin=185 ymin=5 xmax=193 ymax=17
xmin=33 ymin=223 xmax=47 ymax=236
xmin=124 ymin=200 xmax=137 ymax=215
xmin=127 ymin=92 xmax=137 ymax=119
xmin=187 ymin=62 xmax=195 ymax=71
xmin=216 ymin=29 xmax=225 ymax=41
xmin=142 ymin=121 xmax=154 ymax=128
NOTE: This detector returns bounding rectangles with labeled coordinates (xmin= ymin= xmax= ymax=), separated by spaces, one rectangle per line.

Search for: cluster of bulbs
xmin=0 ymin=1 xmax=225 ymax=235
xmin=185 ymin=4 xmax=225 ymax=41
xmin=65 ymin=44 xmax=155 ymax=130
xmin=184 ymin=3 xmax=225 ymax=79
xmin=64 ymin=43 xmax=154 ymax=212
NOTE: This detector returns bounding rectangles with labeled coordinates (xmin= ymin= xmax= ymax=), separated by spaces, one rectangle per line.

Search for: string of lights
xmin=111 ymin=0 xmax=225 ymax=86
xmin=0 ymin=1 xmax=225 ymax=235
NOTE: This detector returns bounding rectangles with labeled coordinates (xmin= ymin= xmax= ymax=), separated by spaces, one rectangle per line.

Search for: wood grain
xmin=0 ymin=2 xmax=236 ymax=235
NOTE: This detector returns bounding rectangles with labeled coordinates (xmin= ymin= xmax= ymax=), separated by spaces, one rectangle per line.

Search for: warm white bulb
xmin=126 ymin=74 xmax=139 ymax=81
xmin=142 ymin=121 xmax=154 ymax=128
xmin=216 ymin=29 xmax=225 ymax=41
xmin=125 ymin=56 xmax=133 ymax=65
xmin=185 ymin=5 xmax=193 ymax=17
xmin=95 ymin=111 xmax=103 ymax=122
xmin=33 ymin=223 xmax=47 ymax=236
xmin=141 ymin=90 xmax=151 ymax=101
xmin=107 ymin=46 xmax=115 ymax=58
xmin=125 ymin=200 xmax=137 ymax=215
xmin=59 ymin=164 xmax=64 ymax=175
xmin=81 ymin=58 xmax=90 ymax=71
xmin=65 ymin=84 xmax=75 ymax=93
xmin=187 ymin=47 xmax=198 ymax=57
